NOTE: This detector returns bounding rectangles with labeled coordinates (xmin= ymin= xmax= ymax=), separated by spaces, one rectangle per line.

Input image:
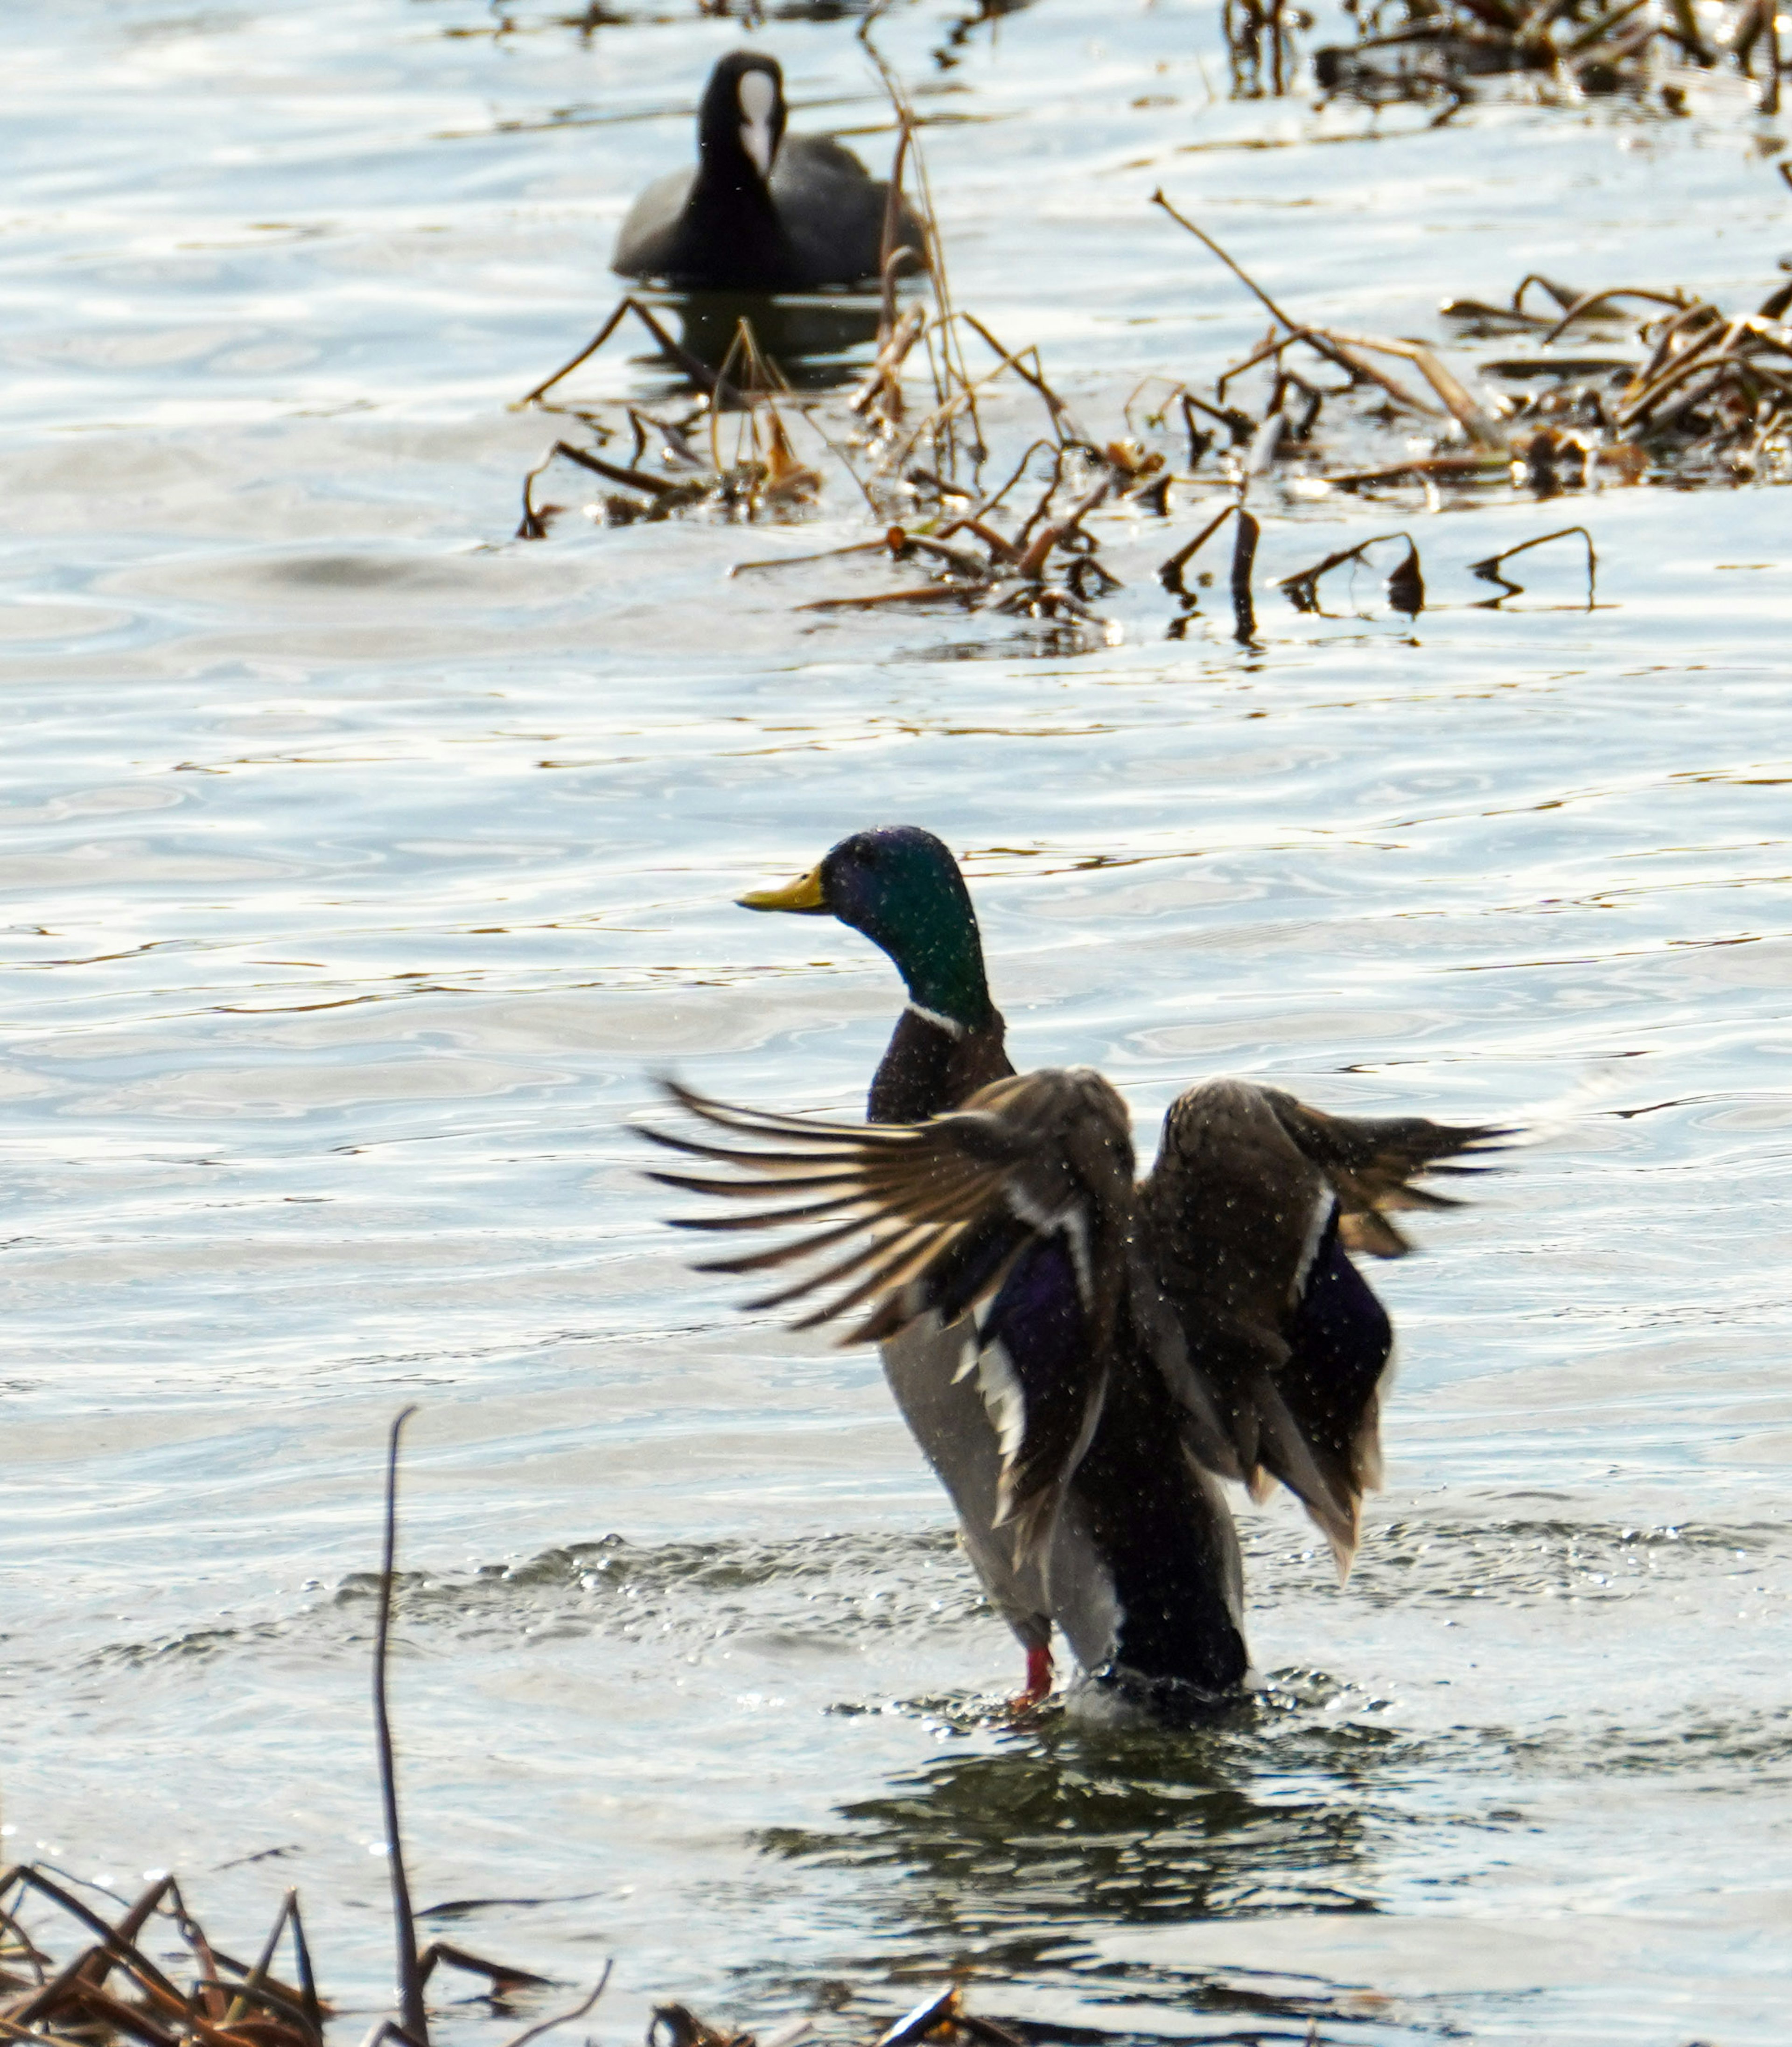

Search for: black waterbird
xmin=644 ymin=826 xmax=1509 ymax=1720
xmin=612 ymin=52 xmax=925 ymax=294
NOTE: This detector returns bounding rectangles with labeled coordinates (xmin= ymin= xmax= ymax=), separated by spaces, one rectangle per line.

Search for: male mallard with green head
xmin=645 ymin=825 xmax=1506 ymax=1720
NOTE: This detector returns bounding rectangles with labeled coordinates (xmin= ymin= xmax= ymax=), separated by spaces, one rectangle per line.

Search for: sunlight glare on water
xmin=4 ymin=3 xmax=1792 ymax=2043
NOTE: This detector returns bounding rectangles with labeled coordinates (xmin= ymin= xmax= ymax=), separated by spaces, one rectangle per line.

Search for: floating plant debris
xmin=1159 ymin=199 xmax=1792 ymax=495
xmin=1444 ymin=272 xmax=1792 ymax=487
xmin=0 ymin=1865 xmax=1027 ymax=2047
xmin=0 ymin=1864 xmax=570 ymax=2047
xmin=0 ymin=1865 xmax=329 ymax=2047
xmin=1302 ymin=0 xmax=1785 ymax=114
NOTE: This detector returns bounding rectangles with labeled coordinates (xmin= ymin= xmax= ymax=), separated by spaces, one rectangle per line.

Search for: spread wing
xmin=1257 ymin=1087 xmax=1513 ymax=1257
xmin=640 ymin=1069 xmax=1137 ymax=1569
xmin=1143 ymin=1079 xmax=1510 ymax=1576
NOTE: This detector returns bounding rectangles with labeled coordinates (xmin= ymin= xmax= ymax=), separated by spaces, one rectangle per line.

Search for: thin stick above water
xmin=374 ymin=1405 xmax=428 ymax=2047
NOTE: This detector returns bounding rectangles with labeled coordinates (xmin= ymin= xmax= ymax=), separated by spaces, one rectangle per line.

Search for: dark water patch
xmin=1505 ymin=1702 xmax=1792 ymax=1782
xmin=760 ymin=1745 xmax=1388 ymax=1929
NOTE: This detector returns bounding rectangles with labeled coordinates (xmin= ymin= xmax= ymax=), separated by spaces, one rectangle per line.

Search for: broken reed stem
xmin=77 ymin=1874 xmax=175 ymax=1996
xmin=1158 ymin=501 xmax=1243 ymax=594
xmin=961 ymin=315 xmax=1080 ymax=440
xmin=730 ymin=539 xmax=889 ymax=576
xmin=2 ymin=1867 xmax=333 ymax=2047
xmin=220 ymin=1907 xmax=284 ymax=2029
xmin=861 ymin=27 xmax=970 ymax=465
xmin=373 ymin=1406 xmax=428 ymax=2047
xmin=1469 ymin=524 xmax=1597 ymax=603
xmin=966 ymin=438 xmax=1057 ymax=527
xmin=708 ymin=322 xmax=755 ymax=473
xmin=882 ymin=336 xmax=1034 ymax=480
xmin=1151 ymin=190 xmax=1302 ymax=333
xmin=1230 ymin=509 xmax=1260 ymax=639
xmin=551 ymin=442 xmax=686 ymax=500
xmin=1013 ymin=475 xmax=1109 ymax=580
xmin=1536 ymin=285 xmax=1693 ymax=347
xmin=1152 ymin=194 xmax=1447 ymax=419
xmin=495 ymin=1967 xmax=613 ymax=2047
xmin=7 ymin=1870 xmax=186 ymax=2012
xmin=879 ymin=115 xmax=914 ymax=348
xmin=516 ymin=297 xmax=739 ymax=412
xmin=516 ymin=300 xmax=633 ymax=407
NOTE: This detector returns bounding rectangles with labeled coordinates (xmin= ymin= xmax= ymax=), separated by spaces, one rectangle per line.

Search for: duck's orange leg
xmin=1010 ymin=1641 xmax=1053 ymax=1711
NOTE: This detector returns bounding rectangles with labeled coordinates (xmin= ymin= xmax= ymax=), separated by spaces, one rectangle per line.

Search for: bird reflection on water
xmin=760 ymin=1709 xmax=1392 ymax=1932
xmin=750 ymin=1711 xmax=1406 ymax=2037
xmin=656 ymin=291 xmax=887 ymax=394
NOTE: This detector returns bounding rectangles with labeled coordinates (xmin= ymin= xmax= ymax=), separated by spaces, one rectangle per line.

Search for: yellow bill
xmin=737 ymin=863 xmax=827 ymax=913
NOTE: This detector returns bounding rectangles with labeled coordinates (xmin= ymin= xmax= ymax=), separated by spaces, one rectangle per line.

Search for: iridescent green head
xmin=738 ymin=825 xmax=996 ymax=1032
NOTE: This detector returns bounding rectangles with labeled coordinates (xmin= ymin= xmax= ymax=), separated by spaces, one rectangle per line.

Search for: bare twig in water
xmin=961 ymin=314 xmax=1084 ymax=442
xmin=1276 ymin=531 xmax=1425 ymax=615
xmin=1158 ymin=502 xmax=1240 ymax=597
xmin=1152 ymin=195 xmax=1446 ymax=421
xmin=494 ymin=1968 xmax=612 ymax=2047
xmin=729 ymin=540 xmax=890 ymax=577
xmin=1157 ymin=501 xmax=1260 ymax=642
xmin=1149 ymin=191 xmax=1301 ymax=333
xmin=417 ymin=1944 xmax=553 ymax=1996
xmin=374 ymin=1406 xmax=428 ymax=2047
xmin=516 ymin=296 xmax=735 ymax=409
xmin=1469 ymin=525 xmax=1598 ymax=606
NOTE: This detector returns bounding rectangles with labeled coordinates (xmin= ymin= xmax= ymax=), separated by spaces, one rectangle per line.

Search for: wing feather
xmin=1257 ymin=1089 xmax=1515 ymax=1256
xmin=642 ymin=1069 xmax=1139 ymax=1578
xmin=1142 ymin=1076 xmax=1505 ymax=1576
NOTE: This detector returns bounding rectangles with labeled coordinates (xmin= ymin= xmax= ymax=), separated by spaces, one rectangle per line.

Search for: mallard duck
xmin=613 ymin=52 xmax=926 ymax=294
xmin=644 ymin=826 xmax=1506 ymax=1719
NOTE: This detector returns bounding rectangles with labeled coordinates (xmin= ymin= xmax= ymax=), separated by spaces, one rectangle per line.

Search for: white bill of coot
xmin=612 ymin=50 xmax=927 ymax=294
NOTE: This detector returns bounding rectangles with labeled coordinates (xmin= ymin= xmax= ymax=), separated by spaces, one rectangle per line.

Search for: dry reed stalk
xmin=1470 ymin=525 xmax=1599 ymax=604
xmin=0 ymin=1867 xmax=326 ymax=2047
xmin=515 ymin=296 xmax=737 ymax=411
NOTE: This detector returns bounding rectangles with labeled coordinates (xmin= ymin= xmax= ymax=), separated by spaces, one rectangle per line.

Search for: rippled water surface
xmin=6 ymin=3 xmax=1792 ymax=2042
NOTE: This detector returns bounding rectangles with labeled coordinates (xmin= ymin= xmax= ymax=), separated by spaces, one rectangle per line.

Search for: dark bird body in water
xmin=646 ymin=826 xmax=1508 ymax=1721
xmin=613 ymin=52 xmax=926 ymax=294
